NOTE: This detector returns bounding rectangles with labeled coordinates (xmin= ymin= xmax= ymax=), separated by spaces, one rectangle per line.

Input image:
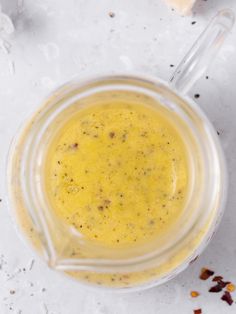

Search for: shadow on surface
xmin=193 ymin=0 xmax=236 ymax=16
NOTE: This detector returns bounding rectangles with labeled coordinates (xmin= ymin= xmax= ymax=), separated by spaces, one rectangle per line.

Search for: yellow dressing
xmin=45 ymin=100 xmax=189 ymax=248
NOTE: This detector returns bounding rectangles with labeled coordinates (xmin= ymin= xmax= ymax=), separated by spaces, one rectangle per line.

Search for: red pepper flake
xmin=226 ymin=283 xmax=235 ymax=292
xmin=193 ymin=309 xmax=202 ymax=314
xmin=219 ymin=280 xmax=230 ymax=288
xmin=209 ymin=277 xmax=230 ymax=292
xmin=212 ymin=276 xmax=230 ymax=287
xmin=209 ymin=284 xmax=223 ymax=293
xmin=221 ymin=291 xmax=234 ymax=306
xmin=212 ymin=276 xmax=223 ymax=282
xmin=191 ymin=291 xmax=200 ymax=298
xmin=200 ymin=268 xmax=214 ymax=280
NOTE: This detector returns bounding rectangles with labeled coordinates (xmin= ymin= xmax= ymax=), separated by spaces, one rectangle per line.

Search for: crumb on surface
xmin=108 ymin=12 xmax=115 ymax=18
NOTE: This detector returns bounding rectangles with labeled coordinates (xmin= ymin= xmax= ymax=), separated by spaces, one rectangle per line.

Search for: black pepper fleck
xmin=109 ymin=131 xmax=115 ymax=138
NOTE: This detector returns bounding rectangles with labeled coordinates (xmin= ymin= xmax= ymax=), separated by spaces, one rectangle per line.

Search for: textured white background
xmin=0 ymin=0 xmax=236 ymax=313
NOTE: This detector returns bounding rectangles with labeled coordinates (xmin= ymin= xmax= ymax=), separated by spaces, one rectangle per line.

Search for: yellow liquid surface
xmin=45 ymin=101 xmax=189 ymax=248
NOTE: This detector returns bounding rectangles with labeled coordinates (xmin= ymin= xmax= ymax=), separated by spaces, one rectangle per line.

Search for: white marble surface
xmin=0 ymin=0 xmax=236 ymax=313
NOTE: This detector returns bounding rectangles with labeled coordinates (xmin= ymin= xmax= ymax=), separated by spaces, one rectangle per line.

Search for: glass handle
xmin=169 ymin=9 xmax=235 ymax=94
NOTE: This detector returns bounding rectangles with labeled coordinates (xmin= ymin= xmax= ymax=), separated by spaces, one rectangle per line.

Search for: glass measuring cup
xmin=7 ymin=10 xmax=235 ymax=291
